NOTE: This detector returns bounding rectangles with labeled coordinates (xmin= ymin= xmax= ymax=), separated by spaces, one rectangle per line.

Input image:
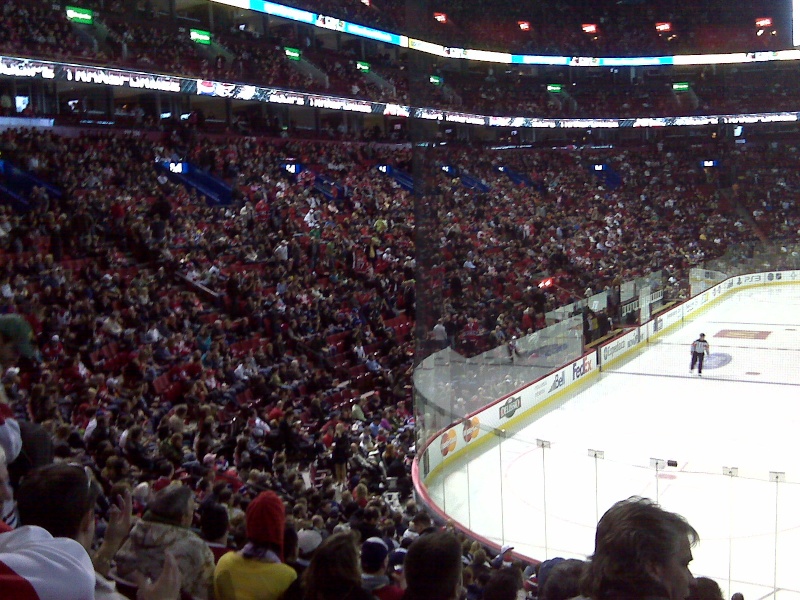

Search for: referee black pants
xmin=690 ymin=352 xmax=705 ymax=373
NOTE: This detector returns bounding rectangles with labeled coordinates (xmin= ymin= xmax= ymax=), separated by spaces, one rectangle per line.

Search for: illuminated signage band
xmin=65 ymin=66 xmax=183 ymax=92
xmin=0 ymin=57 xmax=56 ymax=79
xmin=211 ymin=0 xmax=800 ymax=68
xmin=2 ymin=54 xmax=799 ymax=130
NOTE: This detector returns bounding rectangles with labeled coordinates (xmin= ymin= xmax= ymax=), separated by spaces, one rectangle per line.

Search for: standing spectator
xmin=386 ymin=548 xmax=407 ymax=592
xmin=200 ymin=502 xmax=232 ymax=564
xmin=538 ymin=558 xmax=585 ymax=600
xmin=483 ymin=567 xmax=524 ymax=600
xmin=1 ymin=462 xmax=180 ymax=600
xmin=214 ymin=490 xmax=296 ymax=600
xmin=687 ymin=577 xmax=724 ymax=600
xmin=431 ymin=320 xmax=448 ymax=350
xmin=0 ymin=446 xmax=14 ymax=533
xmin=0 ymin=463 xmax=97 ymax=599
xmin=490 ymin=544 xmax=514 ymax=568
xmin=0 ymin=313 xmax=42 ymax=526
xmin=331 ymin=422 xmax=349 ymax=488
xmin=579 ymin=496 xmax=698 ymax=600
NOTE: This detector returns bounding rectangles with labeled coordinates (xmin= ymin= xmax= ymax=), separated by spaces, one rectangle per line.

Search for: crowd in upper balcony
xmin=277 ymin=0 xmax=789 ymax=56
xmin=1 ymin=0 xmax=799 ymax=122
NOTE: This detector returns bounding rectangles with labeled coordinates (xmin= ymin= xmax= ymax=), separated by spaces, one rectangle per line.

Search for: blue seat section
xmin=158 ymin=161 xmax=232 ymax=206
xmin=590 ymin=164 xmax=623 ymax=189
xmin=458 ymin=172 xmax=491 ymax=192
xmin=313 ymin=173 xmax=344 ymax=200
xmin=497 ymin=166 xmax=536 ymax=188
xmin=0 ymin=159 xmax=62 ymax=211
xmin=0 ymin=182 xmax=30 ymax=212
xmin=376 ymin=165 xmax=415 ymax=192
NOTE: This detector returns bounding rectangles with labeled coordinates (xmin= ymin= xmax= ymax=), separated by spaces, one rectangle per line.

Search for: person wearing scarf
xmin=214 ymin=490 xmax=297 ymax=600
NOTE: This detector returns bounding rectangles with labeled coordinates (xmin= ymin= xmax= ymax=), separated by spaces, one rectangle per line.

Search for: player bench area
xmin=586 ymin=327 xmax=626 ymax=350
xmin=586 ymin=300 xmax=679 ymax=350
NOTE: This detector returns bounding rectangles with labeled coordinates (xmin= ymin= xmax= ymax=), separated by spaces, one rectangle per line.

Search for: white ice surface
xmin=429 ymin=285 xmax=800 ymax=599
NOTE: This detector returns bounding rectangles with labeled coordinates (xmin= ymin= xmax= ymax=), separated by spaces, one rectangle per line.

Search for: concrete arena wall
xmin=411 ymin=269 xmax=798 ymax=558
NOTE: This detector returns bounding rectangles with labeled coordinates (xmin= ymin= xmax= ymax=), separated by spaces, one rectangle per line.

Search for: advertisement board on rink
xmin=421 ymin=352 xmax=596 ymax=478
xmin=599 ymin=328 xmax=641 ymax=366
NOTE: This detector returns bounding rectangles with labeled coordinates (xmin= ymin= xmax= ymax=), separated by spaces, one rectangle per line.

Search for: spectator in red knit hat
xmin=214 ymin=490 xmax=297 ymax=600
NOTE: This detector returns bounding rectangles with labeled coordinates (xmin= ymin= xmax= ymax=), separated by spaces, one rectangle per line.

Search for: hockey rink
xmin=427 ymin=284 xmax=800 ymax=600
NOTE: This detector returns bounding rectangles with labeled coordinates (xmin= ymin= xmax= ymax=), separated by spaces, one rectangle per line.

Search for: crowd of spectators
xmin=101 ymin=16 xmax=210 ymax=77
xmin=3 ymin=124 xmax=799 ymax=363
xmin=0 ymin=93 xmax=796 ymax=600
xmin=0 ymin=2 xmax=796 ymax=599
xmin=0 ymin=0 xmax=98 ymax=62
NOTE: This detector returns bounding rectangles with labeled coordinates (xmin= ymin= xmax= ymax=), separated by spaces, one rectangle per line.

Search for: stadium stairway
xmin=458 ymin=171 xmax=491 ymax=192
xmin=157 ymin=160 xmax=232 ymax=205
xmin=495 ymin=166 xmax=545 ymax=192
xmin=376 ymin=165 xmax=416 ymax=192
xmin=0 ymin=159 xmax=62 ymax=212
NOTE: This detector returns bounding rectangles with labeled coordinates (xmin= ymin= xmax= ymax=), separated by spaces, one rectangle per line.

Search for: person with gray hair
xmin=115 ymin=483 xmax=215 ymax=599
xmin=579 ymin=496 xmax=698 ymax=600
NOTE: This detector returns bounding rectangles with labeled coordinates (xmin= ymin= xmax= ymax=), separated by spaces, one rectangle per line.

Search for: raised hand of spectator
xmin=133 ymin=552 xmax=182 ymax=600
xmin=106 ymin=487 xmax=133 ymax=547
xmin=93 ymin=487 xmax=133 ymax=576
